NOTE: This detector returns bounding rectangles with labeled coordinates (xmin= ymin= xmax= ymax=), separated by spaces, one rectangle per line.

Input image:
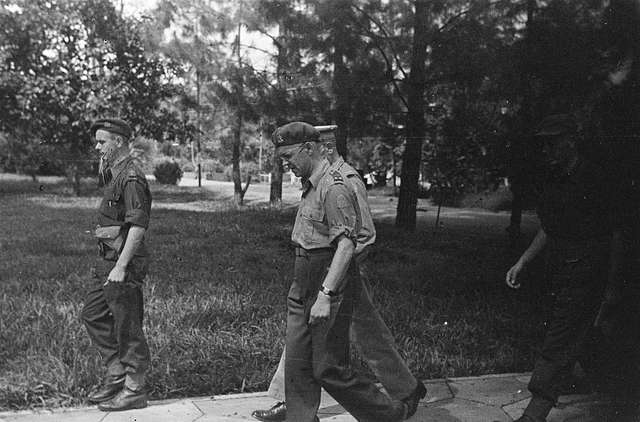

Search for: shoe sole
xmin=98 ymin=402 xmax=148 ymax=412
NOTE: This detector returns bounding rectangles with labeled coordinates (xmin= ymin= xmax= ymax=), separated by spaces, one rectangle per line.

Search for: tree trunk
xmin=396 ymin=0 xmax=429 ymax=230
xmin=508 ymin=0 xmax=536 ymax=243
xmin=270 ymin=156 xmax=283 ymax=208
xmin=332 ymin=0 xmax=350 ymax=158
xmin=232 ymin=22 xmax=244 ymax=206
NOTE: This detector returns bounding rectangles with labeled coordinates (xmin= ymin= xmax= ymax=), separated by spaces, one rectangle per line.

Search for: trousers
xmin=268 ymin=260 xmax=417 ymax=401
xmin=284 ymin=248 xmax=406 ymax=422
xmin=526 ymin=238 xmax=608 ymax=417
xmin=81 ymin=257 xmax=150 ymax=389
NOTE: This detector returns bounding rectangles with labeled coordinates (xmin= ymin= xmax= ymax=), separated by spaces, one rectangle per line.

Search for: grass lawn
xmin=0 ymin=176 xmax=549 ymax=411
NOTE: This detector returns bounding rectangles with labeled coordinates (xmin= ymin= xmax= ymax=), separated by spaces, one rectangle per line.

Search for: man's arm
xmin=506 ymin=227 xmax=547 ymax=289
xmin=309 ymin=182 xmax=359 ymax=325
xmin=107 ymin=225 xmax=145 ymax=284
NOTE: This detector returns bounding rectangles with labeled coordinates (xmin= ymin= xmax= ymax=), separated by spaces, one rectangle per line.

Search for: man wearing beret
xmin=506 ymin=114 xmax=615 ymax=422
xmin=253 ymin=125 xmax=425 ymax=422
xmin=271 ymin=121 xmax=409 ymax=422
xmin=80 ymin=118 xmax=152 ymax=411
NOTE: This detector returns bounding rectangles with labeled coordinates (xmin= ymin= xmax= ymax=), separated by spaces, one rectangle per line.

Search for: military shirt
xmin=292 ymin=159 xmax=361 ymax=250
xmin=329 ymin=158 xmax=376 ymax=252
xmin=97 ymin=155 xmax=152 ymax=257
xmin=537 ymin=158 xmax=613 ymax=241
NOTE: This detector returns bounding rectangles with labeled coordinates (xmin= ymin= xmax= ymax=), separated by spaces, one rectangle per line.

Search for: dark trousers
xmin=81 ymin=258 xmax=150 ymax=385
xmin=526 ymin=238 xmax=608 ymax=418
xmin=284 ymin=248 xmax=405 ymax=422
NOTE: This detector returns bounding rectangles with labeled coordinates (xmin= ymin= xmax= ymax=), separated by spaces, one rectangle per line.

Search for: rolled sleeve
xmin=123 ymin=180 xmax=150 ymax=228
xmin=325 ymin=184 xmax=359 ymax=246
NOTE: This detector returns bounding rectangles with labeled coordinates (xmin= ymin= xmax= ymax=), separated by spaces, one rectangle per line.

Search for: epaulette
xmin=329 ymin=170 xmax=344 ymax=183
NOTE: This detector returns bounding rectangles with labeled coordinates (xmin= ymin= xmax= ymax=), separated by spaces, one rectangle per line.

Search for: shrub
xmin=153 ymin=160 xmax=183 ymax=185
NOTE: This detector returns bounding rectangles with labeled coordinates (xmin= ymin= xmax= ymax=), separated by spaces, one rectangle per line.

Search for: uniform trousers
xmin=81 ymin=257 xmax=150 ymax=390
xmin=525 ymin=237 xmax=608 ymax=418
xmin=284 ymin=247 xmax=406 ymax=422
xmin=268 ymin=260 xmax=417 ymax=401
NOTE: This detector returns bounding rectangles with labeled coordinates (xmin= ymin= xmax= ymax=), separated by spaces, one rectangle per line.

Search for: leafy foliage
xmin=153 ymin=160 xmax=183 ymax=185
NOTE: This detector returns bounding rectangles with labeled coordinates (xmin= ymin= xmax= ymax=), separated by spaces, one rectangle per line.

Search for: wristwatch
xmin=319 ymin=285 xmax=337 ymax=297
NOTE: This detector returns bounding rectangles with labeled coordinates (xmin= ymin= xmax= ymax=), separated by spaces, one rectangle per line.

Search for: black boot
xmin=251 ymin=401 xmax=287 ymax=421
xmin=98 ymin=386 xmax=148 ymax=411
xmin=87 ymin=379 xmax=124 ymax=403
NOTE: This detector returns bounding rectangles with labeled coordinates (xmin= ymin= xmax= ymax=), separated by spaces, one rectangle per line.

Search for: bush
xmin=153 ymin=160 xmax=183 ymax=185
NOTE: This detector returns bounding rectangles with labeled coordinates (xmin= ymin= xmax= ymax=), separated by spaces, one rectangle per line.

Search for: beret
xmin=91 ymin=118 xmax=132 ymax=139
xmin=535 ymin=114 xmax=577 ymax=137
xmin=272 ymin=121 xmax=319 ymax=147
xmin=315 ymin=125 xmax=338 ymax=141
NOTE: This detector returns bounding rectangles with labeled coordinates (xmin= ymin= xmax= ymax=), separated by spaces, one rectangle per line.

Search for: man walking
xmin=81 ymin=118 xmax=152 ymax=412
xmin=506 ymin=115 xmax=614 ymax=422
xmin=272 ymin=121 xmax=409 ymax=422
xmin=252 ymin=125 xmax=425 ymax=421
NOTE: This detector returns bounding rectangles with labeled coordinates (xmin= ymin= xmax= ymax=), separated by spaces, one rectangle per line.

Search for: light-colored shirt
xmin=329 ymin=157 xmax=376 ymax=254
xmin=291 ymin=159 xmax=361 ymax=250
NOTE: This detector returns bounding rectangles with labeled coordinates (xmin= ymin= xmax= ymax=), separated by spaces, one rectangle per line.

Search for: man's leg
xmin=310 ymin=263 xmax=407 ymax=422
xmin=252 ymin=349 xmax=287 ymax=421
xmin=267 ymin=349 xmax=286 ymax=401
xmin=523 ymin=248 xmax=605 ymax=421
xmin=81 ymin=285 xmax=126 ymax=402
xmin=98 ymin=260 xmax=150 ymax=411
xmin=351 ymin=271 xmax=418 ymax=400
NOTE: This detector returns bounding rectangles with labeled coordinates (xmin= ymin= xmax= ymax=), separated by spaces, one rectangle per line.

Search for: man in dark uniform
xmin=252 ymin=126 xmax=425 ymax=422
xmin=80 ymin=118 xmax=152 ymax=412
xmin=506 ymin=115 xmax=614 ymax=422
xmin=272 ymin=122 xmax=408 ymax=422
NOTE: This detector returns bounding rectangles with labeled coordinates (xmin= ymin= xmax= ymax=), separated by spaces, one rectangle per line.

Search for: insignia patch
xmin=330 ymin=170 xmax=343 ymax=183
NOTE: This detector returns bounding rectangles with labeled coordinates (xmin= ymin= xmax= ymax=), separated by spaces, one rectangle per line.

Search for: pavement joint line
xmin=190 ymin=400 xmax=206 ymax=421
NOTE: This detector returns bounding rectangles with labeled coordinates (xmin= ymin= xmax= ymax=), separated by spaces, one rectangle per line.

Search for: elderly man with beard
xmin=80 ymin=118 xmax=152 ymax=412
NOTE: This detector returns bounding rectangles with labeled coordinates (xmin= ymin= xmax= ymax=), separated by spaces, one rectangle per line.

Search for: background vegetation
xmin=0 ymin=177 xmax=545 ymax=410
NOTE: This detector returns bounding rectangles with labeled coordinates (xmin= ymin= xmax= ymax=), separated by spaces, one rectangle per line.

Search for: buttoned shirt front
xmin=292 ymin=158 xmax=361 ymax=250
xmin=97 ymin=155 xmax=152 ymax=257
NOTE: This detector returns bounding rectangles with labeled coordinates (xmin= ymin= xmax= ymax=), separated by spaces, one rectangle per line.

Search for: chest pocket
xmin=300 ymin=207 xmax=328 ymax=243
xmin=100 ymin=185 xmax=123 ymax=221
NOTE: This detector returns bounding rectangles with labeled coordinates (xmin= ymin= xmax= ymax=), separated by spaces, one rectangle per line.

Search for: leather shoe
xmin=251 ymin=401 xmax=286 ymax=421
xmin=87 ymin=380 xmax=124 ymax=403
xmin=98 ymin=386 xmax=148 ymax=412
xmin=403 ymin=381 xmax=427 ymax=418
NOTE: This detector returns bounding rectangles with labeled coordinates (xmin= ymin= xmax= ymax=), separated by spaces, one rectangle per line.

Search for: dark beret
xmin=272 ymin=122 xmax=319 ymax=147
xmin=535 ymin=114 xmax=577 ymax=137
xmin=90 ymin=118 xmax=132 ymax=139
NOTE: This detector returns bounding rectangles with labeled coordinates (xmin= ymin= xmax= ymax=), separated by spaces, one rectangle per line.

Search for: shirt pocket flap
xmin=303 ymin=208 xmax=324 ymax=221
xmin=94 ymin=225 xmax=122 ymax=240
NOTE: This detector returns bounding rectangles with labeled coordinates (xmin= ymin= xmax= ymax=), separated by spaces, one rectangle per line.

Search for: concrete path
xmin=0 ymin=373 xmax=619 ymax=422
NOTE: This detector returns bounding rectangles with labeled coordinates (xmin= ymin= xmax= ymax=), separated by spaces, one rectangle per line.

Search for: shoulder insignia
xmin=329 ymin=170 xmax=344 ymax=183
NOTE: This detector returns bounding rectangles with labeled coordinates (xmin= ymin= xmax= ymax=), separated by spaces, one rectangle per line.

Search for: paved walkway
xmin=0 ymin=373 xmax=620 ymax=422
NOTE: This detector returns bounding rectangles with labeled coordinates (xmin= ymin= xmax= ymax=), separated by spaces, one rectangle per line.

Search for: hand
xmin=105 ymin=264 xmax=126 ymax=285
xmin=309 ymin=293 xmax=331 ymax=326
xmin=506 ymin=261 xmax=524 ymax=289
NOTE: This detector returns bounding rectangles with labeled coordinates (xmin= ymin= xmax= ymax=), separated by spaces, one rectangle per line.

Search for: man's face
xmin=541 ymin=135 xmax=577 ymax=173
xmin=94 ymin=129 xmax=123 ymax=166
xmin=277 ymin=143 xmax=314 ymax=178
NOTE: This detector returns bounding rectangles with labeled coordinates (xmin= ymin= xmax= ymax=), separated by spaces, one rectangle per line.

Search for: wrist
xmin=319 ymin=285 xmax=337 ymax=297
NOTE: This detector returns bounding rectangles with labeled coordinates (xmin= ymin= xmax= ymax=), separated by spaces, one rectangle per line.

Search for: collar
xmin=109 ymin=153 xmax=131 ymax=178
xmin=328 ymin=156 xmax=346 ymax=173
xmin=304 ymin=159 xmax=330 ymax=191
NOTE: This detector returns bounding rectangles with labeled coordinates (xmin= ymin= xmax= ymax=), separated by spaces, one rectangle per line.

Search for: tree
xmin=395 ymin=0 xmax=429 ymax=230
xmin=0 ymin=0 xmax=187 ymax=194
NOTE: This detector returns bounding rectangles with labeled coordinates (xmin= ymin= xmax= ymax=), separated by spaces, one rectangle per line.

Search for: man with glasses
xmin=271 ymin=121 xmax=409 ymax=422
